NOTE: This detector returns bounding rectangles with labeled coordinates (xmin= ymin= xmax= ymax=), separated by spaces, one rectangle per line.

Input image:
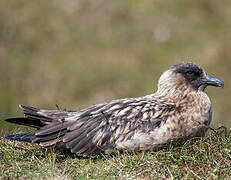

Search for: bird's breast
xmin=164 ymin=92 xmax=212 ymax=139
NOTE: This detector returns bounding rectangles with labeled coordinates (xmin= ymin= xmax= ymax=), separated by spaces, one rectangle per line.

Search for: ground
xmin=0 ymin=127 xmax=231 ymax=179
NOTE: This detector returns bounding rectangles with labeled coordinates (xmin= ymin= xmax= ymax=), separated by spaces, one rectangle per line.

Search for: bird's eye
xmin=186 ymin=71 xmax=195 ymax=76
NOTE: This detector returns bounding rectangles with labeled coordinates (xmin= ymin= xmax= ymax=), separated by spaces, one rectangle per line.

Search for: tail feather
xmin=5 ymin=118 xmax=44 ymax=129
xmin=5 ymin=132 xmax=35 ymax=142
xmin=19 ymin=105 xmax=53 ymax=123
xmin=4 ymin=105 xmax=54 ymax=130
xmin=4 ymin=105 xmax=72 ymax=147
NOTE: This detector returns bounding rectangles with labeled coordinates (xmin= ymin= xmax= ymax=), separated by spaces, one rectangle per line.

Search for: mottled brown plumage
xmin=5 ymin=62 xmax=224 ymax=156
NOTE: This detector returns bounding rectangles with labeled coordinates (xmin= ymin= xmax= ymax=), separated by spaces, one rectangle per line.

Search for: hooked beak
xmin=203 ymin=75 xmax=224 ymax=87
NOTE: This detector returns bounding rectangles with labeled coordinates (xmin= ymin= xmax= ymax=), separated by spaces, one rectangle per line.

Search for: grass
xmin=0 ymin=127 xmax=231 ymax=179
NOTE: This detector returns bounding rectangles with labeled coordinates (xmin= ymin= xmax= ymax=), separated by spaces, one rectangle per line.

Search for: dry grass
xmin=1 ymin=128 xmax=231 ymax=179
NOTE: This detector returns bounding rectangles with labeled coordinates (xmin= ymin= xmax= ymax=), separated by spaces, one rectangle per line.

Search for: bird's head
xmin=157 ymin=62 xmax=224 ymax=96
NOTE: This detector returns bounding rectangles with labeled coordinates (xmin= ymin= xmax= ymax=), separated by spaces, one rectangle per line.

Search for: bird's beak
xmin=203 ymin=75 xmax=224 ymax=87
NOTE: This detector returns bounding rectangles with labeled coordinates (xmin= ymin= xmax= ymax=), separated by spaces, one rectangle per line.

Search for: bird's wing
xmin=32 ymin=96 xmax=177 ymax=156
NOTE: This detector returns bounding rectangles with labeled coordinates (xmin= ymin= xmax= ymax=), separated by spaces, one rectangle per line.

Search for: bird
xmin=4 ymin=62 xmax=224 ymax=157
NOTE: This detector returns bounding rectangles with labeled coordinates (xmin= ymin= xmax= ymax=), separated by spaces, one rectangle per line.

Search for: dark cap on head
xmin=171 ymin=62 xmax=224 ymax=90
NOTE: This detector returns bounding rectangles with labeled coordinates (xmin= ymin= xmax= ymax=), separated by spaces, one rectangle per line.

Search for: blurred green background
xmin=0 ymin=0 xmax=230 ymax=134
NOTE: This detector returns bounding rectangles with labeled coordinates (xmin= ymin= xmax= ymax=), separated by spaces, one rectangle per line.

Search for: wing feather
xmin=35 ymin=121 xmax=73 ymax=136
xmin=33 ymin=130 xmax=67 ymax=143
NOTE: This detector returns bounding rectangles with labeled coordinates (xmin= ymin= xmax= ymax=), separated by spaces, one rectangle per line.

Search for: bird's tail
xmin=19 ymin=105 xmax=53 ymax=124
xmin=5 ymin=105 xmax=53 ymax=129
xmin=4 ymin=105 xmax=70 ymax=145
xmin=4 ymin=105 xmax=53 ymax=142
